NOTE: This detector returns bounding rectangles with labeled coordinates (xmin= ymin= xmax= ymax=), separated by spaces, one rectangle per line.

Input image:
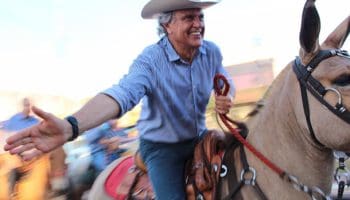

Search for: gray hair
xmin=157 ymin=11 xmax=173 ymax=37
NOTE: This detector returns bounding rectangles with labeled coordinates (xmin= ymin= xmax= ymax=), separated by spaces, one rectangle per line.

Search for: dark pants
xmin=139 ymin=138 xmax=197 ymax=200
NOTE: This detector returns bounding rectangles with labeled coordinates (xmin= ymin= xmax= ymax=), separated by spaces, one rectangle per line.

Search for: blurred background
xmin=0 ymin=0 xmax=349 ymax=199
xmin=0 ymin=0 xmax=348 ymax=119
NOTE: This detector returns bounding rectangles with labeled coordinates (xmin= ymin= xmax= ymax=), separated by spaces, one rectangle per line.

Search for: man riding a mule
xmin=92 ymin=0 xmax=350 ymax=199
xmin=5 ymin=0 xmax=349 ymax=199
xmin=3 ymin=0 xmax=235 ymax=199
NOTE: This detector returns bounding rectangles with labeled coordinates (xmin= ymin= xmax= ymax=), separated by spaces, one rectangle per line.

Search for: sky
xmin=0 ymin=0 xmax=349 ymax=99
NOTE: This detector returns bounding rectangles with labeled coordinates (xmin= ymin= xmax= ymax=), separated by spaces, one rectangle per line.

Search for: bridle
xmin=293 ymin=49 xmax=350 ymax=147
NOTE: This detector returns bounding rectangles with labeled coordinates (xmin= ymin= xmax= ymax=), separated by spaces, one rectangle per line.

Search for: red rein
xmin=213 ymin=74 xmax=285 ymax=177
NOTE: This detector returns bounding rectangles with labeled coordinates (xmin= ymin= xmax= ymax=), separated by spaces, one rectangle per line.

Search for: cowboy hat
xmin=141 ymin=0 xmax=221 ymax=19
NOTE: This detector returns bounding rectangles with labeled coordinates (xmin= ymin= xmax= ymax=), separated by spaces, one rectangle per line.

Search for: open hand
xmin=3 ymin=106 xmax=71 ymax=161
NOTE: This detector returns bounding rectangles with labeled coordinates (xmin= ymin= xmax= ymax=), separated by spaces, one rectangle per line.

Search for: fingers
xmin=32 ymin=106 xmax=50 ymax=121
xmin=5 ymin=136 xmax=33 ymax=152
xmin=5 ymin=136 xmax=40 ymax=161
xmin=215 ymin=95 xmax=233 ymax=114
xmin=20 ymin=149 xmax=43 ymax=162
xmin=8 ymin=136 xmax=32 ymax=148
xmin=4 ymin=127 xmax=33 ymax=146
xmin=10 ymin=143 xmax=36 ymax=155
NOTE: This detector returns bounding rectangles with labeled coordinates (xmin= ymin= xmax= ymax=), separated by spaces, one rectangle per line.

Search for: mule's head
xmin=295 ymin=0 xmax=350 ymax=150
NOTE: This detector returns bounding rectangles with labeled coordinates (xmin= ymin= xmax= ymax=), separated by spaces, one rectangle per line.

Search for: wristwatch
xmin=65 ymin=116 xmax=79 ymax=141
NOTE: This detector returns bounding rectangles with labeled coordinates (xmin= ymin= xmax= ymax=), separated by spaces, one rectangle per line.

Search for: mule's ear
xmin=322 ymin=16 xmax=350 ymax=49
xmin=299 ymin=0 xmax=320 ymax=53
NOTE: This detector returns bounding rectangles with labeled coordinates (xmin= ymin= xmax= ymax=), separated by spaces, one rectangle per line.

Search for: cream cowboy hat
xmin=141 ymin=0 xmax=221 ymax=19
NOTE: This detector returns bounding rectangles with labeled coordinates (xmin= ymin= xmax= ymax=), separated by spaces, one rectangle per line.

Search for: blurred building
xmin=205 ymin=58 xmax=274 ymax=129
xmin=227 ymin=58 xmax=274 ymax=120
xmin=0 ymin=58 xmax=274 ymax=126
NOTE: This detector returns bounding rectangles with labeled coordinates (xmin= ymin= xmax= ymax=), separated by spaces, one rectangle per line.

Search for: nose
xmin=193 ymin=16 xmax=203 ymax=27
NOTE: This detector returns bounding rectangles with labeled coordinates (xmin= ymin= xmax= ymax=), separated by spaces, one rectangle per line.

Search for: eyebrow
xmin=180 ymin=13 xmax=204 ymax=20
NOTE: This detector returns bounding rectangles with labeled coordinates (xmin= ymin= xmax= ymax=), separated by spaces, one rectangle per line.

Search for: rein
xmin=214 ymin=74 xmax=285 ymax=177
xmin=213 ymin=74 xmax=332 ymax=200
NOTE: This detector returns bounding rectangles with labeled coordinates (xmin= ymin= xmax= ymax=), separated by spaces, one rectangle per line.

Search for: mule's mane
xmin=245 ymin=63 xmax=292 ymax=118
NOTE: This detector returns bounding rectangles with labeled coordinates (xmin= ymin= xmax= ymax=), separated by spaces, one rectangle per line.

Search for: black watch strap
xmin=65 ymin=116 xmax=79 ymax=141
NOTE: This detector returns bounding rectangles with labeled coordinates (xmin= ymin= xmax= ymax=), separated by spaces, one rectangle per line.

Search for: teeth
xmin=191 ymin=31 xmax=201 ymax=35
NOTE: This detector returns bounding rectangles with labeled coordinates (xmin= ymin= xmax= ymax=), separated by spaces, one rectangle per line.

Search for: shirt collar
xmin=161 ymin=37 xmax=206 ymax=63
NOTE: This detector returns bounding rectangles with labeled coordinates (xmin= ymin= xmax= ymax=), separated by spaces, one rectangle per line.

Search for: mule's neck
xmin=245 ymin=64 xmax=334 ymax=196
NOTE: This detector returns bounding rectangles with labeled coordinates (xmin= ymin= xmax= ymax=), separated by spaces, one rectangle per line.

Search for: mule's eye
xmin=333 ymin=74 xmax=350 ymax=86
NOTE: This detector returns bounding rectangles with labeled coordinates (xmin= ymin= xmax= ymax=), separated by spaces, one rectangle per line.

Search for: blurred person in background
xmin=0 ymin=98 xmax=70 ymax=200
xmin=71 ymin=119 xmax=137 ymax=199
xmin=4 ymin=0 xmax=235 ymax=199
xmin=0 ymin=97 xmax=50 ymax=200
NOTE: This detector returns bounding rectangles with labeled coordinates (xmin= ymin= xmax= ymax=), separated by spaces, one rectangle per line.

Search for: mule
xmin=217 ymin=0 xmax=350 ymax=199
xmin=88 ymin=0 xmax=350 ymax=199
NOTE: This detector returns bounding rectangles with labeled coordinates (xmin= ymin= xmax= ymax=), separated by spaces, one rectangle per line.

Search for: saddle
xmin=104 ymin=130 xmax=227 ymax=200
xmin=186 ymin=129 xmax=226 ymax=200
xmin=104 ymin=155 xmax=154 ymax=200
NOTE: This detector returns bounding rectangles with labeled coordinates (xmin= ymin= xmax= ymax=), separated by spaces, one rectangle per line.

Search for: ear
xmin=322 ymin=16 xmax=350 ymax=49
xmin=299 ymin=0 xmax=320 ymax=53
xmin=163 ymin=23 xmax=172 ymax=35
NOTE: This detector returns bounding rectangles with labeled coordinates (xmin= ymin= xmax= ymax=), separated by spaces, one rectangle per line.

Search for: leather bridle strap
xmin=293 ymin=49 xmax=350 ymax=146
xmin=222 ymin=145 xmax=268 ymax=200
xmin=298 ymin=74 xmax=324 ymax=147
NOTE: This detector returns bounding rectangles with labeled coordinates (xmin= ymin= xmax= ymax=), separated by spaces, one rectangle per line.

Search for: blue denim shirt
xmin=1 ymin=113 xmax=39 ymax=132
xmin=103 ymin=37 xmax=234 ymax=143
